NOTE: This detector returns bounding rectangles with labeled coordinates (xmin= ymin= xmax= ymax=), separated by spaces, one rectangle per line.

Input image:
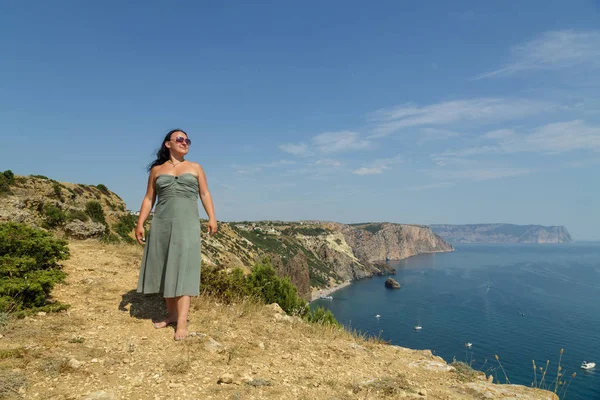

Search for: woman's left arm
xmin=196 ymin=164 xmax=217 ymax=236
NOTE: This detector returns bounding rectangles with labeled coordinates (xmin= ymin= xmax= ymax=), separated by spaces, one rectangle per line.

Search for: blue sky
xmin=1 ymin=1 xmax=599 ymax=240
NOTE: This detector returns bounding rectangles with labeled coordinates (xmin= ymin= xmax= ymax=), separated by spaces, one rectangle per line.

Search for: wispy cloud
xmin=312 ymin=130 xmax=371 ymax=153
xmin=426 ymin=166 xmax=536 ymax=182
xmin=475 ymin=30 xmax=600 ymax=79
xmin=352 ymin=155 xmax=402 ymax=176
xmin=280 ymin=130 xmax=371 ymax=157
xmin=233 ymin=159 xmax=296 ymax=175
xmin=368 ymin=98 xmax=552 ymax=137
xmin=279 ymin=143 xmax=311 ymax=156
xmin=441 ymin=120 xmax=600 ymax=157
xmin=314 ymin=158 xmax=342 ymax=167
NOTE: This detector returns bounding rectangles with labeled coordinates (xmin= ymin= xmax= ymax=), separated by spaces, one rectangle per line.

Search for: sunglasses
xmin=171 ymin=136 xmax=192 ymax=146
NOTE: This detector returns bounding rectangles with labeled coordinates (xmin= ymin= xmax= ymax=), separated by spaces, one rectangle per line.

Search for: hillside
xmin=430 ymin=224 xmax=573 ymax=244
xmin=0 ymin=174 xmax=454 ymax=302
xmin=0 ymin=241 xmax=558 ymax=400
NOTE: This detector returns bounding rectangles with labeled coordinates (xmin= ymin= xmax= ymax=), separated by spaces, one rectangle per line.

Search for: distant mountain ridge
xmin=430 ymin=224 xmax=573 ymax=244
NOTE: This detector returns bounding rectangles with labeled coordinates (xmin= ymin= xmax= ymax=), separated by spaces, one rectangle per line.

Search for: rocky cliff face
xmin=338 ymin=223 xmax=454 ymax=262
xmin=430 ymin=224 xmax=573 ymax=244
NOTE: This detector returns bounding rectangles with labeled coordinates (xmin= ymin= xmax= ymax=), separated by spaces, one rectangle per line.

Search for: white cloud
xmin=352 ymin=155 xmax=402 ymax=176
xmin=352 ymin=167 xmax=386 ymax=176
xmin=475 ymin=30 xmax=600 ymax=79
xmin=368 ymin=98 xmax=552 ymax=137
xmin=312 ymin=130 xmax=371 ymax=153
xmin=441 ymin=120 xmax=600 ymax=157
xmin=314 ymin=159 xmax=342 ymax=167
xmin=279 ymin=143 xmax=310 ymax=156
xmin=233 ymin=159 xmax=296 ymax=175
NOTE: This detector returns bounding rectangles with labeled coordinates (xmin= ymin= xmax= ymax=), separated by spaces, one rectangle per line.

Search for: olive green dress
xmin=137 ymin=173 xmax=201 ymax=297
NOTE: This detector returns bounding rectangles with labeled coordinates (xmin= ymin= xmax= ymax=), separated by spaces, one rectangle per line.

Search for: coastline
xmin=310 ymin=280 xmax=352 ymax=302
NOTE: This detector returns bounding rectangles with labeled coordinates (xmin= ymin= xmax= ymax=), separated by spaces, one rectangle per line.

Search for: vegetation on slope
xmin=0 ymin=222 xmax=69 ymax=316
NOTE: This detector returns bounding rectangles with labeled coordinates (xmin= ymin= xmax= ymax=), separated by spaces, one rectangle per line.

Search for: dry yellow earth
xmin=0 ymin=241 xmax=558 ymax=400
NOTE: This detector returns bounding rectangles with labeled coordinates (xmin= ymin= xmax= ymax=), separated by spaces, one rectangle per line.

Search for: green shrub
xmin=0 ymin=174 xmax=11 ymax=196
xmin=245 ymin=260 xmax=308 ymax=316
xmin=52 ymin=182 xmax=64 ymax=202
xmin=101 ymin=232 xmax=121 ymax=244
xmin=66 ymin=209 xmax=89 ymax=222
xmin=201 ymin=261 xmax=309 ymax=317
xmin=2 ymin=170 xmax=14 ymax=184
xmin=85 ymin=201 xmax=106 ymax=224
xmin=0 ymin=222 xmax=69 ymax=314
xmin=29 ymin=174 xmax=49 ymax=180
xmin=96 ymin=184 xmax=110 ymax=195
xmin=42 ymin=205 xmax=67 ymax=229
xmin=113 ymin=214 xmax=137 ymax=244
xmin=306 ymin=305 xmax=339 ymax=326
xmin=201 ymin=267 xmax=250 ymax=303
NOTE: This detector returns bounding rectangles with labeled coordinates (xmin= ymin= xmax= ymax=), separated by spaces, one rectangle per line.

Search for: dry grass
xmin=0 ymin=240 xmax=560 ymax=400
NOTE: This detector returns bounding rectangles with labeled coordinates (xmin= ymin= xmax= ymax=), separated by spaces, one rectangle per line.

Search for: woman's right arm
xmin=135 ymin=169 xmax=157 ymax=244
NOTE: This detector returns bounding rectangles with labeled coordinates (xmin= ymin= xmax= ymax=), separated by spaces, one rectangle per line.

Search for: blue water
xmin=313 ymin=243 xmax=600 ymax=399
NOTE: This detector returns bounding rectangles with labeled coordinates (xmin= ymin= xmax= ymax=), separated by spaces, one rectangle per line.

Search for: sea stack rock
xmin=385 ymin=278 xmax=401 ymax=289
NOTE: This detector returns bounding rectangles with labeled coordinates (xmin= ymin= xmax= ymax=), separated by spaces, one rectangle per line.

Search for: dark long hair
xmin=147 ymin=129 xmax=188 ymax=172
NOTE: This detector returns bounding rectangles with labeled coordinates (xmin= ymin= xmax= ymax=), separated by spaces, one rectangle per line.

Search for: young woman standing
xmin=135 ymin=129 xmax=217 ymax=340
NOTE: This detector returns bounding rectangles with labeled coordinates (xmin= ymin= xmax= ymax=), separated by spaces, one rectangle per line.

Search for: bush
xmin=101 ymin=232 xmax=121 ymax=244
xmin=42 ymin=205 xmax=67 ymax=229
xmin=29 ymin=174 xmax=49 ymax=180
xmin=2 ymin=170 xmax=14 ymax=184
xmin=52 ymin=182 xmax=64 ymax=202
xmin=0 ymin=174 xmax=11 ymax=196
xmin=96 ymin=184 xmax=110 ymax=195
xmin=201 ymin=267 xmax=249 ymax=304
xmin=246 ymin=261 xmax=308 ymax=316
xmin=113 ymin=214 xmax=137 ymax=244
xmin=201 ymin=261 xmax=309 ymax=317
xmin=0 ymin=222 xmax=69 ymax=314
xmin=85 ymin=201 xmax=106 ymax=224
xmin=306 ymin=305 xmax=339 ymax=326
xmin=66 ymin=209 xmax=89 ymax=222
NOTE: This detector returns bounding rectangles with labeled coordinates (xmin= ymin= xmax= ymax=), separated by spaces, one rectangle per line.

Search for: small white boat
xmin=375 ymin=314 xmax=381 ymax=318
xmin=466 ymin=342 xmax=473 ymax=348
xmin=581 ymin=361 xmax=596 ymax=370
xmin=414 ymin=325 xmax=422 ymax=330
xmin=319 ymin=295 xmax=333 ymax=300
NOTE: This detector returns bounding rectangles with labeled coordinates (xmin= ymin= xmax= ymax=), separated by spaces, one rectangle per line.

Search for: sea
xmin=312 ymin=243 xmax=600 ymax=400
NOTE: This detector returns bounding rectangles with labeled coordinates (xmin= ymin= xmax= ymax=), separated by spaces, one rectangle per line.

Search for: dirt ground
xmin=0 ymin=241 xmax=557 ymax=400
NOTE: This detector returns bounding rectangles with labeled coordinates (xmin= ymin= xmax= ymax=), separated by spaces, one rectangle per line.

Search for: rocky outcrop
xmin=385 ymin=277 xmax=401 ymax=289
xmin=430 ymin=224 xmax=573 ymax=244
xmin=268 ymin=252 xmax=311 ymax=301
xmin=338 ymin=223 xmax=454 ymax=263
xmin=64 ymin=220 xmax=106 ymax=239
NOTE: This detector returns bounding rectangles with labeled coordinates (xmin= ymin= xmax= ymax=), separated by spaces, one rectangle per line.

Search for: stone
xmin=418 ymin=388 xmax=427 ymax=396
xmin=64 ymin=220 xmax=106 ymax=239
xmin=266 ymin=303 xmax=285 ymax=315
xmin=68 ymin=358 xmax=83 ymax=369
xmin=384 ymin=277 xmax=401 ymax=289
xmin=204 ymin=337 xmax=223 ymax=353
xmin=36 ymin=311 xmax=47 ymax=316
xmin=217 ymin=373 xmax=234 ymax=384
xmin=81 ymin=391 xmax=115 ymax=400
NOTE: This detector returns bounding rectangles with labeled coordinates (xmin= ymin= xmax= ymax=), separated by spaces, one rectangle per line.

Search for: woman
xmin=135 ymin=129 xmax=217 ymax=341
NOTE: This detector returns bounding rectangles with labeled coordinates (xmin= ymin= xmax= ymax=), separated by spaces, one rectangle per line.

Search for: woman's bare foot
xmin=153 ymin=317 xmax=177 ymax=329
xmin=174 ymin=325 xmax=188 ymax=341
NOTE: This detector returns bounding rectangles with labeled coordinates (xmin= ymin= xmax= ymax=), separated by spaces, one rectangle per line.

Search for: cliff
xmin=430 ymin=224 xmax=573 ymax=244
xmin=0 ymin=241 xmax=558 ymax=400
